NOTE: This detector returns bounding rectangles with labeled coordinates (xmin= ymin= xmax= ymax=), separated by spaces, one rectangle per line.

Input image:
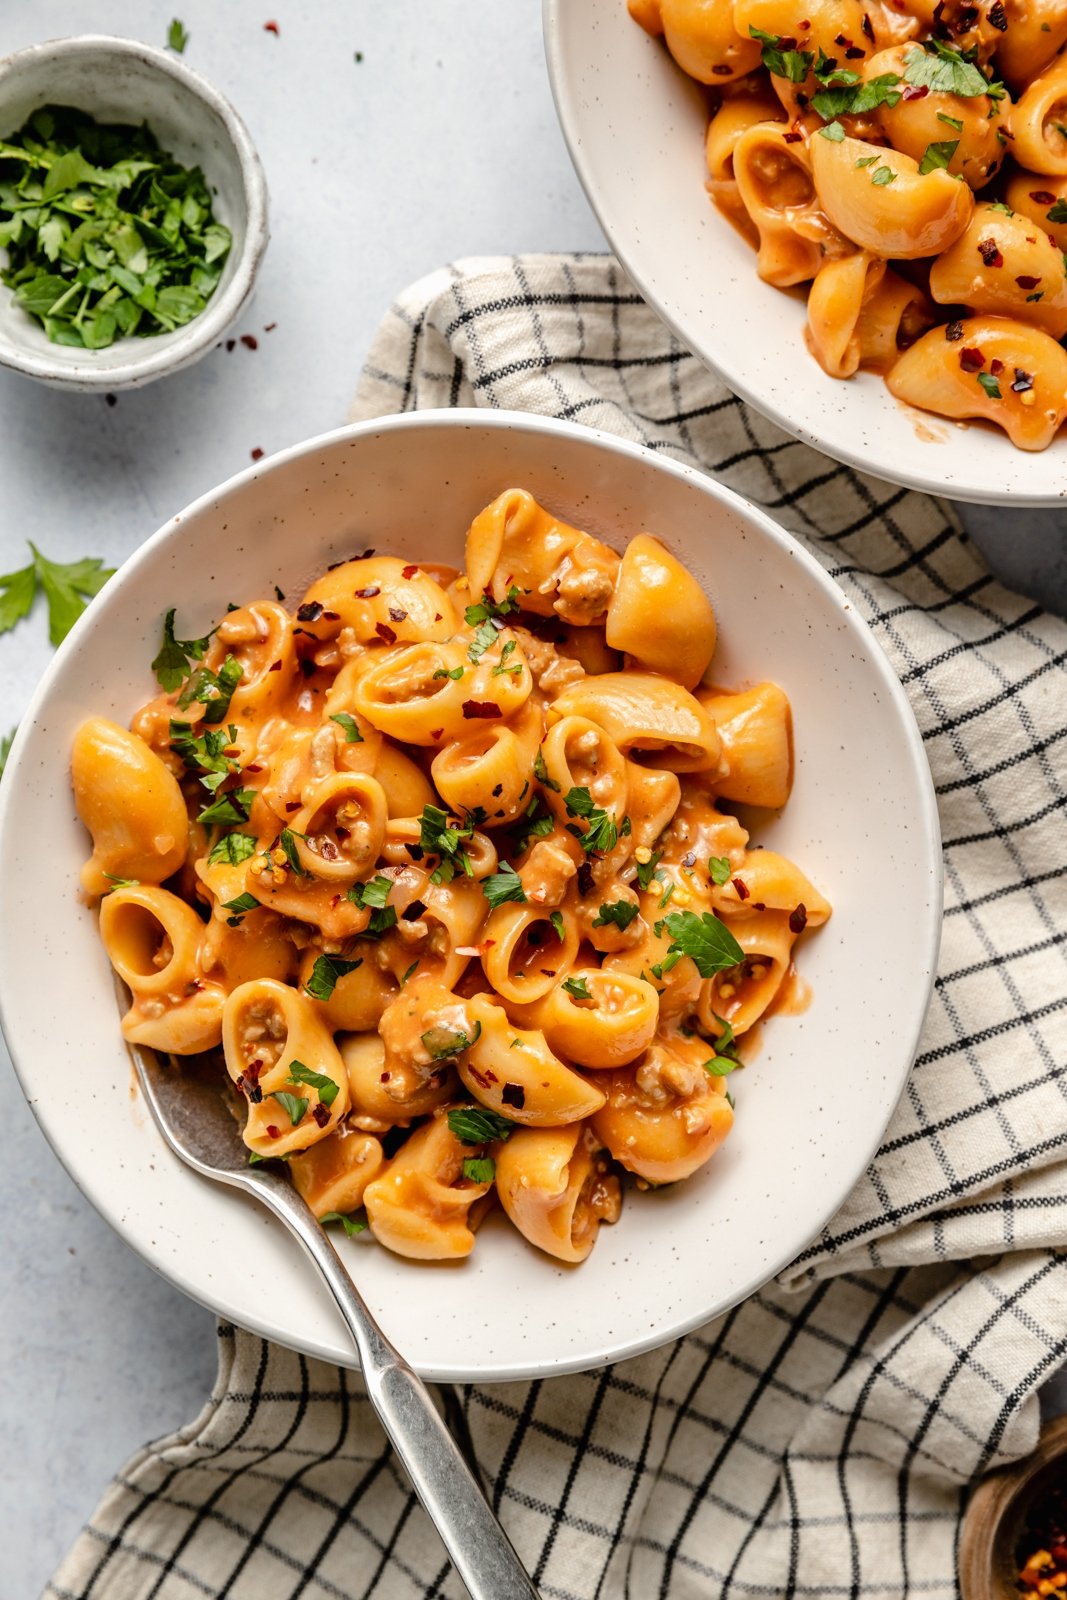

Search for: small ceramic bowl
xmin=0 ymin=34 xmax=268 ymax=391
xmin=960 ymin=1416 xmax=1067 ymax=1599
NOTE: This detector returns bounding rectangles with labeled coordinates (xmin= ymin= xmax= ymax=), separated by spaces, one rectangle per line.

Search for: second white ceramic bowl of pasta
xmin=0 ymin=410 xmax=940 ymax=1380
xmin=544 ymin=0 xmax=1067 ymax=504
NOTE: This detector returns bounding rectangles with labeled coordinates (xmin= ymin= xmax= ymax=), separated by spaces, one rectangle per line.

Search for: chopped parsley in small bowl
xmin=0 ymin=35 xmax=268 ymax=390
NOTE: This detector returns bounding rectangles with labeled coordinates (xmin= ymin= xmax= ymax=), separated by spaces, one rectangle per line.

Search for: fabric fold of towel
xmin=48 ymin=254 xmax=1067 ymax=1600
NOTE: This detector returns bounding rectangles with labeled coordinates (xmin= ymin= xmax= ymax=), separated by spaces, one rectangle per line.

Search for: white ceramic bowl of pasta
xmin=0 ymin=410 xmax=941 ymax=1381
xmin=544 ymin=0 xmax=1067 ymax=505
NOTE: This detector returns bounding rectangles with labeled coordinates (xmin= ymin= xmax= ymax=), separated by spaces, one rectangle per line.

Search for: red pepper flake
xmin=861 ymin=11 xmax=875 ymax=38
xmin=311 ymin=1103 xmax=330 ymax=1129
xmin=789 ymin=903 xmax=808 ymax=934
xmin=245 ymin=763 xmax=263 ymax=774
xmin=401 ymin=564 xmax=419 ymax=579
xmin=467 ymin=1065 xmax=492 ymax=1089
xmin=240 ymin=333 xmax=258 ymax=350
xmin=380 ymin=1072 xmax=391 ymax=1083
xmin=285 ymin=800 xmax=301 ymax=813
xmin=712 ymin=63 xmax=732 ymax=74
xmin=1012 ymin=368 xmax=1034 ymax=392
xmin=1031 ymin=190 xmax=1057 ymax=205
xmin=236 ymin=1070 xmax=263 ymax=1103
xmin=433 ymin=611 xmax=443 ymax=622
xmin=799 ymin=16 xmax=811 ymax=25
xmin=266 ymin=1124 xmax=280 ymax=1139
xmin=989 ymin=357 xmax=1004 ymax=376
xmin=250 ymin=447 xmax=264 ymax=461
xmin=845 ymin=43 xmax=865 ymax=56
xmin=388 ymin=607 xmax=408 ymax=622
xmin=299 ymin=658 xmax=316 ymax=678
xmin=462 ymin=700 xmax=502 ymax=719
xmin=1016 ymin=274 xmax=1041 ymax=289
xmin=959 ymin=346 xmax=985 ymax=371
xmin=297 ymin=600 xmax=323 ymax=622
xmin=784 ymin=128 xmax=803 ymax=143
xmin=902 ymin=84 xmax=929 ymax=100
xmin=105 ymin=392 xmax=117 ymax=407
xmin=321 ymin=609 xmax=340 ymax=621
xmin=945 ymin=320 xmax=964 ymax=341
xmin=264 ymin=322 xmax=277 ymax=332
xmin=355 ymin=585 xmax=380 ymax=598
xmin=733 ymin=877 xmax=750 ymax=901
xmin=263 ymin=19 xmax=280 ymax=33
xmin=988 ymin=0 xmax=1007 ymax=28
xmin=375 ymin=621 xmax=397 ymax=644
xmin=430 ymin=728 xmax=443 ymax=741
xmin=778 ymin=34 xmax=799 ymax=48
xmin=268 ymin=659 xmax=283 ymax=672
xmin=834 ymin=31 xmax=851 ymax=44
xmin=502 ymin=1083 xmax=526 ymax=1109
xmin=977 ymin=238 xmax=1003 ymax=267
xmin=226 ymin=338 xmax=235 ymax=352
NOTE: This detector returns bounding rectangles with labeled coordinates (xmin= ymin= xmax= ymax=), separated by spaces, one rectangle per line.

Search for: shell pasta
xmin=630 ymin=0 xmax=1067 ymax=449
xmin=72 ymin=488 xmax=829 ymax=1266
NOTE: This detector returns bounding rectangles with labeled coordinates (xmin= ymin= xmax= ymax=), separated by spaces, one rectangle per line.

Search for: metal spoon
xmin=127 ymin=1033 xmax=540 ymax=1600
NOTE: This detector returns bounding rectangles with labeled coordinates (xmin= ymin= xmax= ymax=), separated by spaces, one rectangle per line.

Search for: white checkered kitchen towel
xmin=48 ymin=255 xmax=1067 ymax=1600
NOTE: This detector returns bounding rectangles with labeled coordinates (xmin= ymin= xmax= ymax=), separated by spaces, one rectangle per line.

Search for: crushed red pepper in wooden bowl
xmin=1016 ymin=1479 xmax=1067 ymax=1596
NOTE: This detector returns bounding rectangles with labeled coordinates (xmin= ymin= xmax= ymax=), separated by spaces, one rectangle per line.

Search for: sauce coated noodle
xmin=72 ymin=488 xmax=829 ymax=1265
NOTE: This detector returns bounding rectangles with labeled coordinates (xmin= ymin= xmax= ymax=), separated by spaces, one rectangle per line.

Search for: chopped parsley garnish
xmin=102 ymin=872 xmax=140 ymax=891
xmin=207 ymin=830 xmax=257 ymax=866
xmin=197 ymin=786 xmax=256 ymax=827
xmin=902 ymin=40 xmax=1004 ymax=99
xmin=550 ymin=910 xmax=566 ymax=941
xmin=591 ymin=899 xmax=639 ymax=931
xmin=287 ymin=1060 xmax=341 ymax=1105
xmin=512 ymin=798 xmax=554 ymax=854
xmin=167 ymin=18 xmax=189 ymax=52
xmin=818 ymin=120 xmax=846 ymax=141
xmin=704 ymin=1014 xmax=744 ymax=1076
xmin=562 ymin=975 xmax=592 ymax=1000
xmin=491 ymin=639 xmax=522 ymax=676
xmin=635 ymin=851 xmax=663 ymax=892
xmin=1048 ymin=199 xmax=1067 ymax=224
xmin=401 ymin=960 xmax=420 ymax=985
xmin=447 ymin=1105 xmax=515 ymax=1144
xmin=564 ymin=785 xmax=622 ymax=854
xmin=346 ymin=874 xmax=397 ymax=935
xmin=329 ymin=712 xmax=363 ymax=743
xmin=177 ymin=654 xmax=242 ymax=724
xmin=169 ymin=720 xmax=238 ymax=792
xmin=277 ymin=827 xmax=308 ymax=876
xmin=418 ymin=802 xmax=480 ymax=883
xmin=304 ymin=953 xmax=363 ymax=1001
xmin=462 ymin=1157 xmax=495 ymax=1183
xmin=0 ymin=105 xmax=232 ymax=350
xmin=151 ymin=608 xmax=213 ymax=691
xmin=482 ymin=862 xmax=527 ymax=908
xmin=977 ymin=371 xmax=1002 ymax=399
xmin=319 ymin=1209 xmax=367 ymax=1235
xmin=812 ymin=73 xmax=901 ymax=121
xmin=464 ymin=586 xmax=520 ymax=625
xmin=855 ymin=155 xmax=879 ymax=168
xmin=432 ymin=665 xmax=464 ymax=681
xmin=650 ymin=909 xmax=745 ymax=980
xmin=0 ymin=727 xmax=12 ymax=779
xmin=0 ymin=545 xmax=114 ymax=646
xmin=534 ymin=748 xmax=560 ymax=792
xmin=271 ymin=1090 xmax=307 ymax=1126
xmin=420 ymin=1022 xmax=483 ymax=1064
xmin=871 ymin=165 xmax=896 ymax=186
xmin=704 ymin=1054 xmax=740 ymax=1076
xmin=709 ymin=856 xmax=732 ymax=885
xmin=748 ymin=25 xmax=813 ymax=81
xmin=222 ymin=891 xmax=259 ymax=924
xmin=937 ymin=112 xmax=964 ymax=131
xmin=918 ymin=139 xmax=959 ymax=174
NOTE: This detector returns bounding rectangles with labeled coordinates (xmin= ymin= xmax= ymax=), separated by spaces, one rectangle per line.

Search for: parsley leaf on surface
xmin=902 ymin=40 xmax=1003 ymax=98
xmin=329 ymin=712 xmax=364 ymax=743
xmin=207 ymin=830 xmax=257 ymax=866
xmin=197 ymin=786 xmax=255 ymax=827
xmin=287 ymin=1060 xmax=341 ymax=1106
xmin=635 ymin=851 xmax=663 ymax=892
xmin=422 ymin=1021 xmax=482 ymax=1060
xmin=0 ymin=727 xmax=14 ymax=779
xmin=152 ymin=608 xmax=213 ymax=691
xmin=320 ymin=1210 xmax=367 ymax=1235
xmin=591 ymin=899 xmax=639 ymax=931
xmin=562 ymin=975 xmax=592 ymax=1000
xmin=564 ymin=785 xmax=621 ymax=854
xmin=464 ymin=587 xmax=520 ymax=625
xmin=918 ymin=139 xmax=959 ymax=173
xmin=462 ymin=1157 xmax=495 ymax=1183
xmin=167 ymin=18 xmax=189 ymax=51
xmin=653 ymin=910 xmax=745 ymax=980
xmin=708 ymin=856 xmax=732 ymax=886
xmin=271 ymin=1090 xmax=307 ymax=1127
xmin=0 ymin=546 xmax=113 ymax=644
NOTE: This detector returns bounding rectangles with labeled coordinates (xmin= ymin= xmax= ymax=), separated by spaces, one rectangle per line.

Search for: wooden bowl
xmin=960 ymin=1416 xmax=1067 ymax=1599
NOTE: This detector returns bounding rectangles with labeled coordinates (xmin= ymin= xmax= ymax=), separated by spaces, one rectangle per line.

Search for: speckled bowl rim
xmin=0 ymin=33 xmax=268 ymax=390
xmin=0 ymin=410 xmax=943 ymax=1380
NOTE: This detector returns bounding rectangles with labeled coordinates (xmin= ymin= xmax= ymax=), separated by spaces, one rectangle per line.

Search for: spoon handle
xmin=246 ymin=1172 xmax=540 ymax=1600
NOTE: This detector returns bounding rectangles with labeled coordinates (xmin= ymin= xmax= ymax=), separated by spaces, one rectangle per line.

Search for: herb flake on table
xmin=0 ymin=104 xmax=232 ymax=349
xmin=167 ymin=18 xmax=189 ymax=52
